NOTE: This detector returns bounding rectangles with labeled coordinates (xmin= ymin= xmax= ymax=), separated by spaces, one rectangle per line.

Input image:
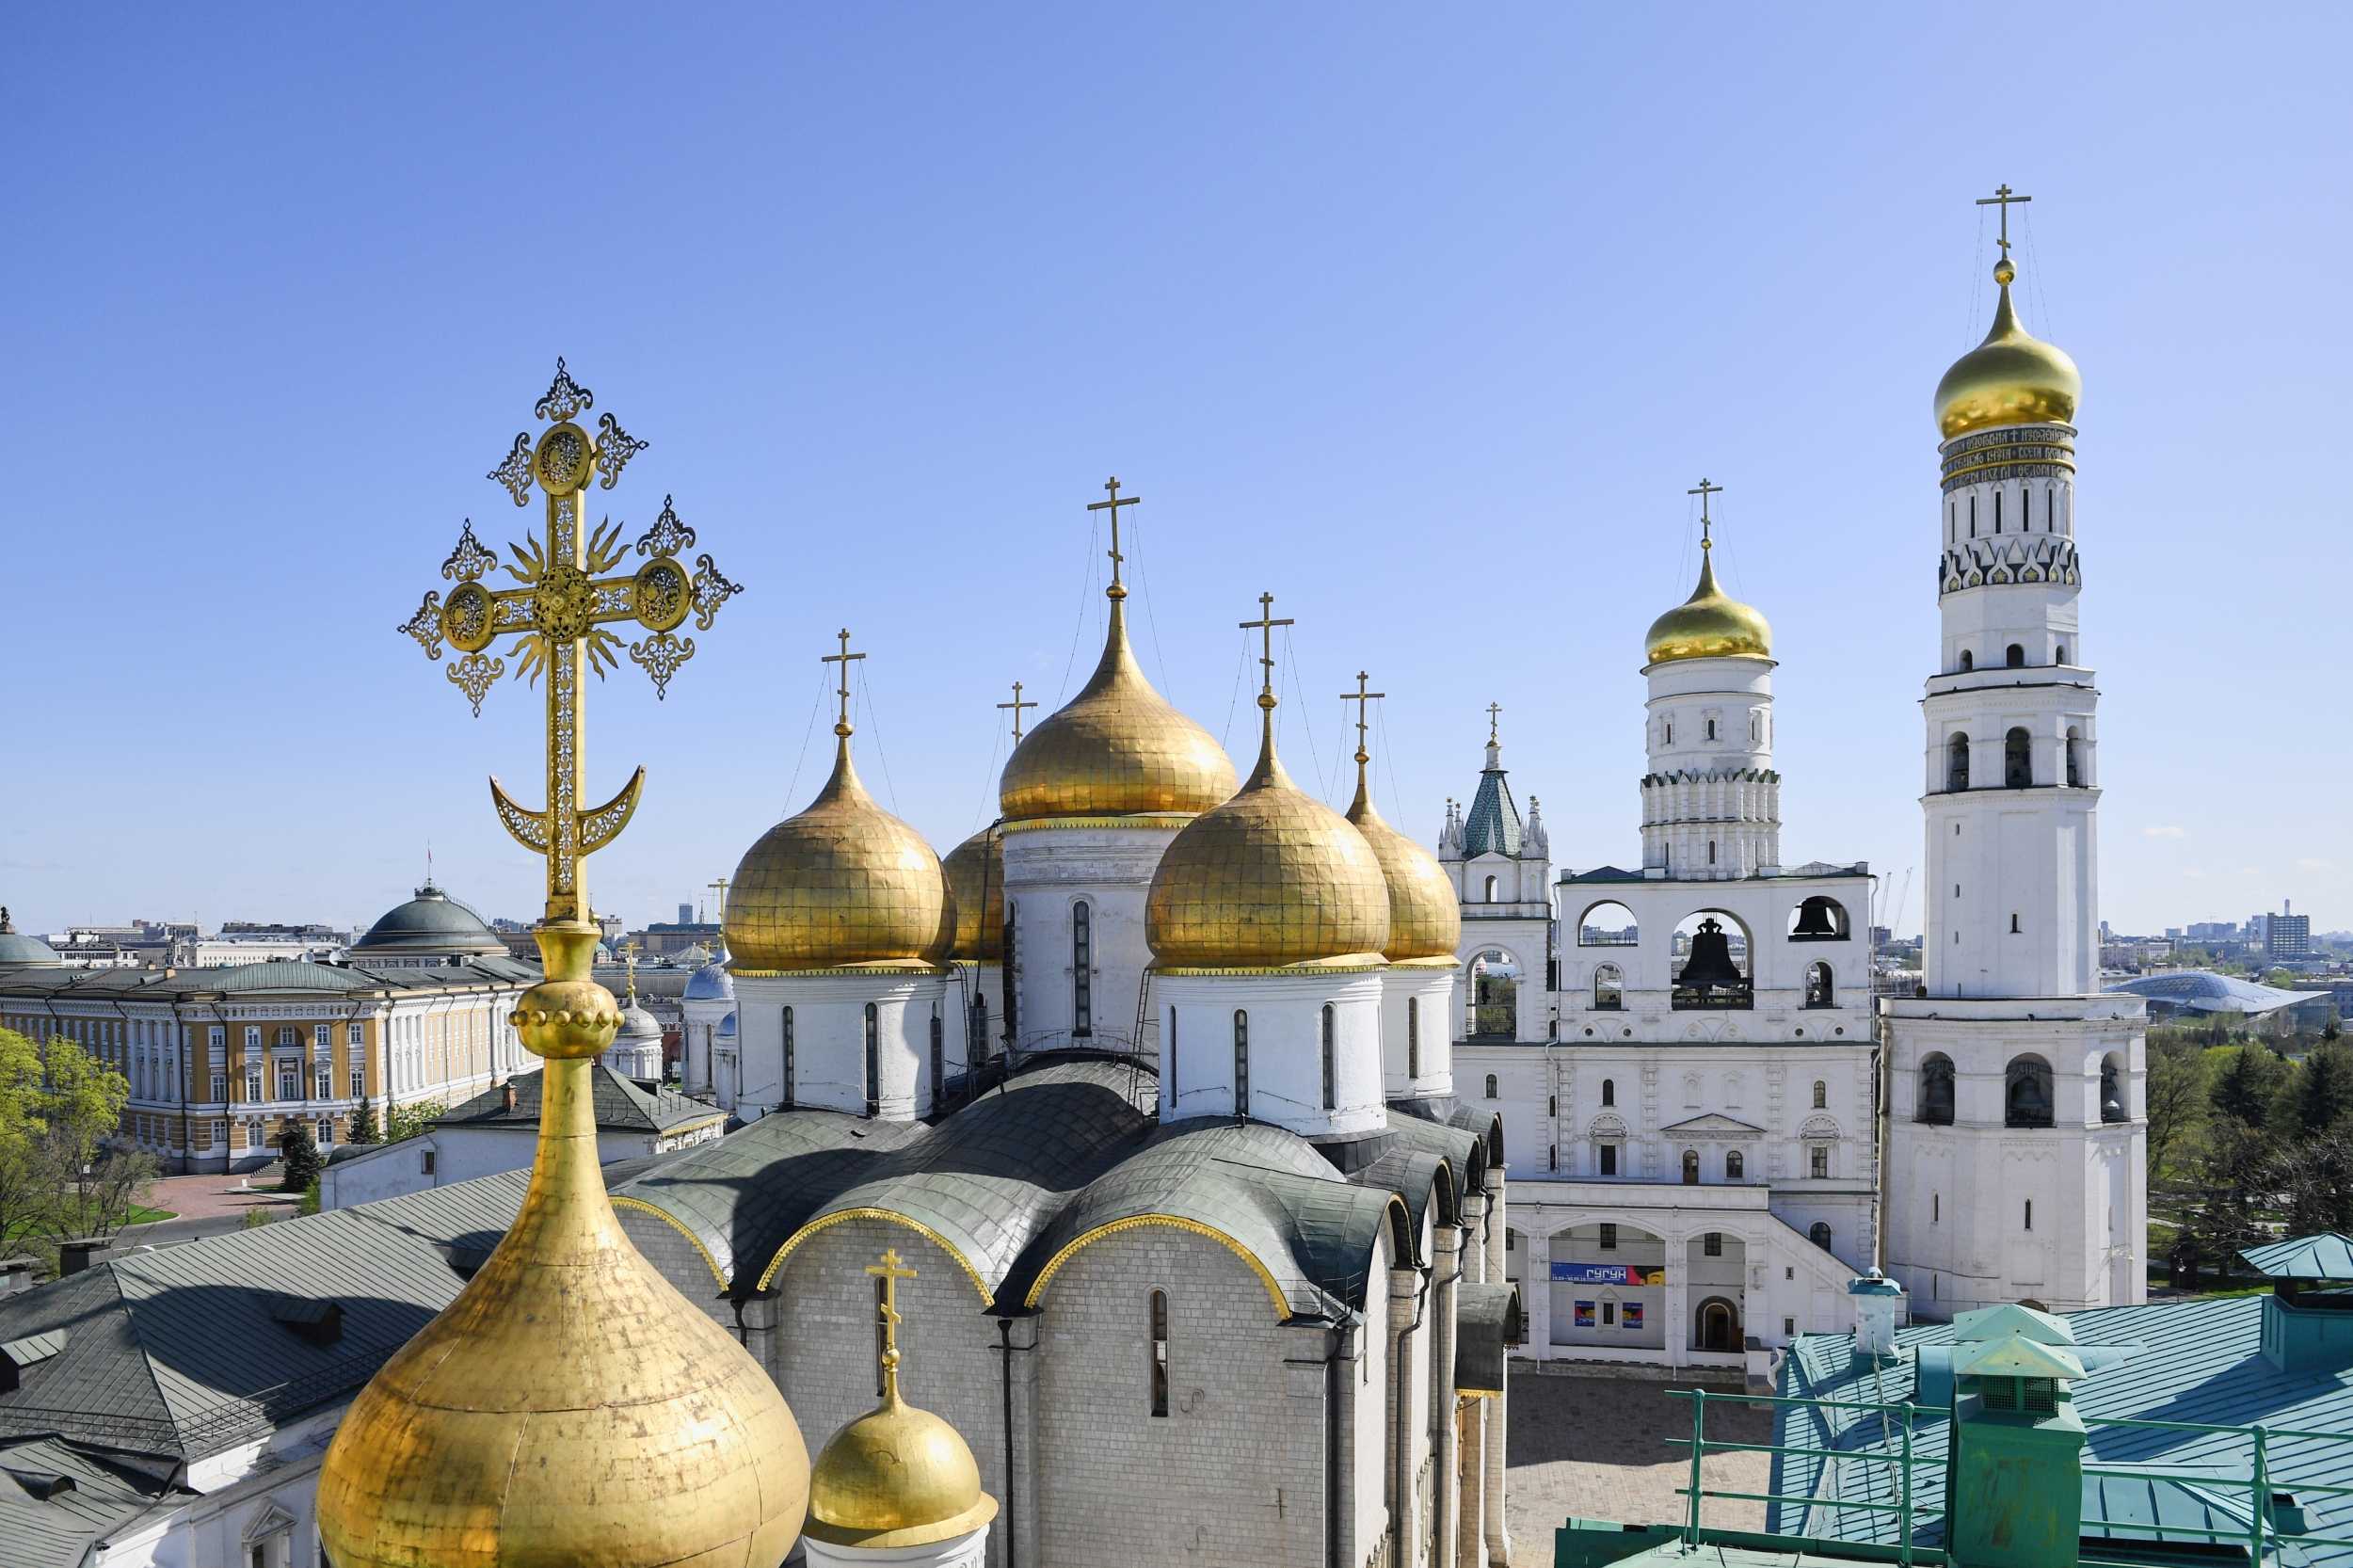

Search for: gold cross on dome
xmin=394 ymin=359 xmax=747 ymax=924
xmin=822 ymin=628 xmax=867 ymax=737
xmin=1687 ymin=477 xmax=1723 ymax=546
xmin=1486 ymin=701 xmax=1502 ymax=744
xmin=1976 ymin=183 xmax=2031 ymax=259
xmin=1086 ymin=475 xmax=1140 ymax=599
xmin=998 ymin=680 xmax=1038 ymax=744
xmin=1240 ymin=591 xmax=1294 ymax=708
xmin=1339 ymin=671 xmax=1385 ymax=764
xmin=866 ymin=1247 xmax=919 ymax=1400
xmin=620 ymin=939 xmax=639 ymax=1001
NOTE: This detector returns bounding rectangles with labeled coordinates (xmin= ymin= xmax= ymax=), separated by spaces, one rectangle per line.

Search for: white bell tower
xmin=1883 ymin=188 xmax=2146 ymax=1318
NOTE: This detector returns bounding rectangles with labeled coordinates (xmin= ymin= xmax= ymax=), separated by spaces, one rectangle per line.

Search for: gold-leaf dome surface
xmin=941 ymin=824 xmax=1003 ymax=962
xmin=1644 ymin=546 xmax=1772 ymax=665
xmin=999 ymin=600 xmax=1237 ymax=821
xmin=1146 ymin=718 xmax=1389 ymax=968
xmin=1346 ymin=779 xmax=1462 ymax=962
xmin=804 ymin=1390 xmax=999 ymax=1549
xmin=725 ymin=737 xmax=954 ymax=970
xmin=1934 ymin=263 xmax=2080 ymax=439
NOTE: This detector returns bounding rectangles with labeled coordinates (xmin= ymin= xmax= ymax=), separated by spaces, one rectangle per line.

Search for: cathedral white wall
xmin=1383 ymin=964 xmax=1458 ymax=1098
xmin=680 ymin=993 xmax=731 ymax=1097
xmin=1454 ymin=912 xmax=1551 ymax=1045
xmin=1156 ymin=968 xmax=1386 ymax=1136
xmin=1641 ymin=655 xmax=1781 ymax=876
xmin=1000 ymin=822 xmax=1178 ymax=1055
xmin=805 ymin=1525 xmax=991 ymax=1568
xmin=732 ymin=970 xmax=954 ymax=1119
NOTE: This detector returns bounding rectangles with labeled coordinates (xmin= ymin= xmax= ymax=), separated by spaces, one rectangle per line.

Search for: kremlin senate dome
xmin=1147 ymin=686 xmax=1388 ymax=969
xmin=999 ymin=588 xmax=1235 ymax=822
xmin=1933 ymin=257 xmax=2080 ymax=439
xmin=1644 ymin=537 xmax=1772 ymax=665
xmin=725 ymin=721 xmax=955 ymax=972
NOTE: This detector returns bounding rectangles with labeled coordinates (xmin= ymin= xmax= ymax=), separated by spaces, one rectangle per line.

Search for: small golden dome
xmin=1645 ymin=543 xmax=1772 ymax=665
xmin=1000 ymin=598 xmax=1237 ymax=821
xmin=725 ymin=732 xmax=954 ymax=970
xmin=941 ymin=824 xmax=1003 ymax=961
xmin=1934 ymin=261 xmax=2080 ymax=439
xmin=804 ymin=1390 xmax=999 ymax=1548
xmin=1147 ymin=705 xmax=1389 ymax=969
xmin=1346 ymin=773 xmax=1461 ymax=963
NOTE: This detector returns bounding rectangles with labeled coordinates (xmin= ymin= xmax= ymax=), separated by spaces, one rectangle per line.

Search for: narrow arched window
xmin=1602 ymin=1077 xmax=1615 ymax=1108
xmin=2065 ymin=727 xmax=2083 ymax=788
xmin=1406 ymin=997 xmax=1419 ymax=1080
xmin=781 ymin=1006 xmax=795 ymax=1107
xmin=2055 ymin=642 xmax=2069 ymax=664
xmin=1483 ymin=874 xmax=1498 ymax=903
xmin=1726 ymin=1149 xmax=1744 ymax=1180
xmin=1705 ymin=718 xmax=1717 ymax=741
xmin=1682 ymin=1148 xmax=1700 ymax=1185
xmin=1810 ymin=1222 xmax=1833 ymax=1252
xmin=1071 ymin=900 xmax=1093 ymax=1037
xmin=1947 ymin=732 xmax=1971 ymax=792
xmin=1813 ymin=1080 xmax=1827 ymax=1110
xmin=1484 ymin=1073 xmax=1498 ymax=1098
xmin=862 ymin=1002 xmax=879 ymax=1115
xmin=2006 ymin=643 xmax=2025 ymax=668
xmin=1320 ymin=1005 xmax=1337 ymax=1111
xmin=2005 ymin=727 xmax=2032 ymax=789
xmin=929 ymin=1010 xmax=943 ymax=1102
xmin=1149 ymin=1288 xmax=1170 ymax=1416
xmin=1593 ymin=964 xmax=1622 ymax=1011
xmin=1232 ymin=1011 xmax=1250 ymax=1116
xmin=1707 ymin=840 xmax=1717 ymax=865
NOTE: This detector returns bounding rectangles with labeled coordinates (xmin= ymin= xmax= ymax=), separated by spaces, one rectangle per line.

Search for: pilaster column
xmin=1388 ymin=1269 xmax=1423 ymax=1568
xmin=1433 ymin=1225 xmax=1462 ymax=1568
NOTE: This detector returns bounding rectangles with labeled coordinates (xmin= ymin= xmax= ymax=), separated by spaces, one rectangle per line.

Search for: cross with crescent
xmin=1977 ymin=183 xmax=2031 ymax=260
xmin=395 ymin=359 xmax=745 ymax=924
xmin=1087 ymin=476 xmax=1140 ymax=600
xmin=998 ymin=680 xmax=1038 ymax=744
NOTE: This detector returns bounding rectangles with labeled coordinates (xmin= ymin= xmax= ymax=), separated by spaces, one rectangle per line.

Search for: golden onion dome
xmin=1345 ymin=765 xmax=1461 ymax=963
xmin=804 ymin=1389 xmax=999 ymax=1549
xmin=1934 ymin=259 xmax=2080 ymax=439
xmin=1644 ymin=541 xmax=1772 ymax=665
xmin=940 ymin=824 xmax=1003 ymax=962
xmin=1000 ymin=593 xmax=1237 ymax=821
xmin=724 ymin=728 xmax=954 ymax=970
xmin=1147 ymin=694 xmax=1389 ymax=969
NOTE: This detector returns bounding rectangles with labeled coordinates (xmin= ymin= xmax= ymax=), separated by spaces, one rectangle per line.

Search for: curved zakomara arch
xmin=757 ymin=1208 xmax=995 ymax=1304
xmin=1023 ymin=1194 xmax=1411 ymax=1323
xmin=610 ymin=1196 xmax=729 ymax=1294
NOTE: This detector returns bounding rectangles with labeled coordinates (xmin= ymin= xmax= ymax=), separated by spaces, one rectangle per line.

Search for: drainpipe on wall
xmin=1393 ymin=1261 xmax=1431 ymax=1566
xmin=996 ymin=1317 xmax=1024 ymax=1568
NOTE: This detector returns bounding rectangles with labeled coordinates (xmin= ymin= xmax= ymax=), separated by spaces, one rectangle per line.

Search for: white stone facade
xmin=1155 ymin=967 xmax=1387 ymax=1136
xmin=732 ymin=968 xmax=962 ymax=1119
xmin=1000 ymin=819 xmax=1179 ymax=1055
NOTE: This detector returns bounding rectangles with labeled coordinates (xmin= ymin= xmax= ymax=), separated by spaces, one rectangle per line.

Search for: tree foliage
xmin=349 ymin=1096 xmax=379 ymax=1145
xmin=0 ymin=1026 xmax=150 ymax=1252
xmin=384 ymin=1099 xmax=445 ymax=1144
xmin=2144 ymin=1033 xmax=2210 ymax=1181
xmin=278 ymin=1121 xmax=323 ymax=1192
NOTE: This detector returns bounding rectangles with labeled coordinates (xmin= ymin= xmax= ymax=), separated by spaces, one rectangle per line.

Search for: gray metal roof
xmin=0 ymin=954 xmax=536 ymax=1002
xmin=0 ymin=1435 xmax=192 ymax=1568
xmin=1454 ymin=1280 xmax=1522 ymax=1394
xmin=0 ymin=1171 xmax=529 ymax=1463
xmin=435 ymin=1065 xmax=720 ymax=1136
xmin=348 ymin=884 xmax=507 ymax=956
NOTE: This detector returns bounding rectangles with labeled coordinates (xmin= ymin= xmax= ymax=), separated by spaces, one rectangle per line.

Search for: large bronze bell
xmin=1678 ymin=917 xmax=1746 ymax=992
xmin=1792 ymin=896 xmax=1841 ymax=939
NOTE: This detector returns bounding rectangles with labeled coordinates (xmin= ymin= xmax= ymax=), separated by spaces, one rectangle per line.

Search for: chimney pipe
xmin=501 ymin=1080 xmax=518 ymax=1113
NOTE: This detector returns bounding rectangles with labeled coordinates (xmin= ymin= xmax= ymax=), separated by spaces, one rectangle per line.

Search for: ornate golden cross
xmin=1087 ymin=475 xmax=1140 ymax=599
xmin=1240 ymin=591 xmax=1294 ymax=706
xmin=620 ymin=939 xmax=639 ymax=1001
xmin=706 ymin=876 xmax=728 ymax=926
xmin=1977 ymin=183 xmax=2031 ymax=260
xmin=866 ymin=1246 xmax=919 ymax=1400
xmin=1486 ymin=700 xmax=1503 ymax=744
xmin=395 ymin=359 xmax=744 ymax=924
xmin=1688 ymin=476 xmax=1723 ymax=546
xmin=1339 ymin=671 xmax=1385 ymax=764
xmin=822 ymin=628 xmax=866 ymax=738
xmin=998 ymin=679 xmax=1037 ymax=744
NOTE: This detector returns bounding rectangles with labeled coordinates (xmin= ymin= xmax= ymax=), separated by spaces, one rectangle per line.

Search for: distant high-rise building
xmin=678 ymin=901 xmax=694 ymax=925
xmin=2266 ymin=903 xmax=2313 ymax=960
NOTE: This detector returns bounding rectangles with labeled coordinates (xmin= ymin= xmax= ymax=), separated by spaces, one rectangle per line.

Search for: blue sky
xmin=4 ymin=5 xmax=2346 ymax=940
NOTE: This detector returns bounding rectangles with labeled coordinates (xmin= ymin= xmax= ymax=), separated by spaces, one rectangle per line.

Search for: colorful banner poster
xmin=1623 ymin=1302 xmax=1645 ymax=1330
xmin=1574 ymin=1300 xmax=1595 ymax=1328
xmin=1550 ymin=1262 xmax=1666 ymax=1286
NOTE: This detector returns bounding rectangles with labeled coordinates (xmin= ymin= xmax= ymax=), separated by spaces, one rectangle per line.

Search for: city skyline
xmin=5 ymin=6 xmax=2347 ymax=936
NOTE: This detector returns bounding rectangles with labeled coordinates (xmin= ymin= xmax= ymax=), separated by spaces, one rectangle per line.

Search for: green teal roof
xmin=1952 ymin=1300 xmax=2076 ymax=1345
xmin=1460 ymin=761 xmax=1523 ymax=858
xmin=2246 ymin=1233 xmax=2353 ymax=1281
xmin=0 ymin=954 xmax=536 ymax=1002
xmin=1951 ymin=1332 xmax=2085 ymax=1381
xmin=1771 ymin=1294 xmax=2353 ymax=1565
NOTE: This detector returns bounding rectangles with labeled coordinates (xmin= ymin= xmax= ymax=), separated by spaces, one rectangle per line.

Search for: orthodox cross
xmin=1338 ymin=671 xmax=1385 ymax=765
xmin=867 ymin=1247 xmax=920 ymax=1400
xmin=620 ymin=939 xmax=639 ymax=1001
xmin=706 ymin=876 xmax=728 ymax=927
xmin=1688 ymin=477 xmax=1723 ymax=547
xmin=1486 ymin=701 xmax=1503 ymax=744
xmin=396 ymin=359 xmax=745 ymax=925
xmin=1977 ymin=183 xmax=2031 ymax=261
xmin=1240 ymin=592 xmax=1294 ymax=710
xmin=1087 ymin=476 xmax=1140 ymax=599
xmin=998 ymin=680 xmax=1037 ymax=744
xmin=822 ymin=628 xmax=867 ymax=739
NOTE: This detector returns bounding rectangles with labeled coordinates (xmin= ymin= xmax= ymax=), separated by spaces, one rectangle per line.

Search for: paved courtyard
xmin=1507 ymin=1369 xmax=1770 ymax=1554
